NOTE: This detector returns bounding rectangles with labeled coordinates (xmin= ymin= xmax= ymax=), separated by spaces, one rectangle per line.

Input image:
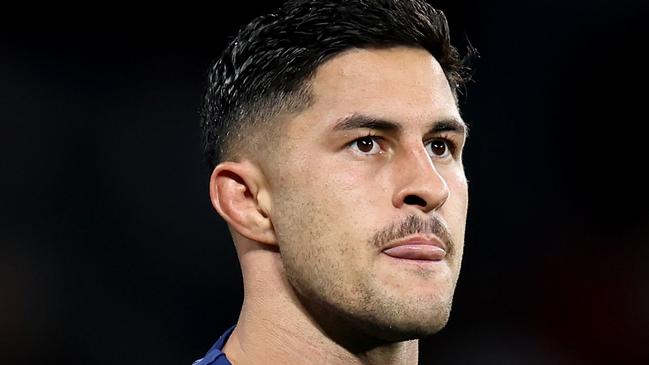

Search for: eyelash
xmin=430 ymin=135 xmax=457 ymax=155
xmin=349 ymin=132 xmax=458 ymax=157
xmin=348 ymin=132 xmax=384 ymax=155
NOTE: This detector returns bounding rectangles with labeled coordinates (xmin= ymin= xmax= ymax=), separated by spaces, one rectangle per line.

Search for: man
xmin=195 ymin=0 xmax=470 ymax=364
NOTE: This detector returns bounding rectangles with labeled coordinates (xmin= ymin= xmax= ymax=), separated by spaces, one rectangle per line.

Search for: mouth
xmin=381 ymin=234 xmax=447 ymax=262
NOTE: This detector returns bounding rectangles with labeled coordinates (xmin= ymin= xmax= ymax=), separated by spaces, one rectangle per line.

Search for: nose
xmin=392 ymin=144 xmax=450 ymax=213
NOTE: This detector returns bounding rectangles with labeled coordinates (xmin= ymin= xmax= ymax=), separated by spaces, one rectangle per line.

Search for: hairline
xmin=219 ymin=45 xmax=460 ymax=165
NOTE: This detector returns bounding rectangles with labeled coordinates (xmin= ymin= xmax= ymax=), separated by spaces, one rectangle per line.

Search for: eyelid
xmin=344 ymin=132 xmax=463 ymax=159
xmin=425 ymin=135 xmax=459 ymax=159
xmin=346 ymin=130 xmax=383 ymax=144
xmin=347 ymin=133 xmax=385 ymax=156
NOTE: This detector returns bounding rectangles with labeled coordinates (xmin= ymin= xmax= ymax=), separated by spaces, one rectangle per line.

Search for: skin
xmin=210 ymin=46 xmax=468 ymax=365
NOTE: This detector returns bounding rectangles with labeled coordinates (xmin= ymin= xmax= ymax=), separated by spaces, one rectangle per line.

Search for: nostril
xmin=404 ymin=194 xmax=427 ymax=207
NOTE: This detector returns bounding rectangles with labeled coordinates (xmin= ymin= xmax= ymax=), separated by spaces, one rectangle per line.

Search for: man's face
xmin=266 ymin=47 xmax=468 ymax=341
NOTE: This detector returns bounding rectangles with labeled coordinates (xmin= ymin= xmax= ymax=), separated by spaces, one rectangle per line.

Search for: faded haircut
xmin=201 ymin=0 xmax=470 ymax=168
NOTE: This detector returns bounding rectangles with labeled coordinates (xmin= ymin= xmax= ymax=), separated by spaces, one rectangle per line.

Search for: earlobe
xmin=209 ymin=161 xmax=277 ymax=245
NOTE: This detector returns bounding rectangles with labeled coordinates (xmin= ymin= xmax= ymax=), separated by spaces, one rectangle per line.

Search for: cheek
xmin=270 ymin=164 xmax=377 ymax=296
xmin=272 ymin=159 xmax=360 ymax=239
xmin=272 ymin=158 xmax=384 ymax=257
xmin=442 ymin=168 xmax=469 ymax=238
xmin=447 ymin=167 xmax=468 ymax=208
xmin=297 ymin=156 xmax=386 ymax=208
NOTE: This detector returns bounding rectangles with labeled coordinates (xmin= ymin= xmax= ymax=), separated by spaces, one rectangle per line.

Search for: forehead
xmin=290 ymin=46 xmax=460 ymax=135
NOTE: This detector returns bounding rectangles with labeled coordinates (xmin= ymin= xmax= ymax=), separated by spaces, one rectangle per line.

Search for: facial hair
xmin=369 ymin=214 xmax=454 ymax=257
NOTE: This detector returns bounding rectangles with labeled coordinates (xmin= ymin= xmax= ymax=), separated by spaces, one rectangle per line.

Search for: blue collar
xmin=192 ymin=326 xmax=235 ymax=365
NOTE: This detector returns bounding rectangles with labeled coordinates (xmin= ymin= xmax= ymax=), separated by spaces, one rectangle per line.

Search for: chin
xmin=354 ymin=298 xmax=454 ymax=343
xmin=385 ymin=309 xmax=451 ymax=341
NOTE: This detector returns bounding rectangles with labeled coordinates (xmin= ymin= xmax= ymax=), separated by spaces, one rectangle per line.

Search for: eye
xmin=350 ymin=136 xmax=382 ymax=155
xmin=425 ymin=138 xmax=452 ymax=158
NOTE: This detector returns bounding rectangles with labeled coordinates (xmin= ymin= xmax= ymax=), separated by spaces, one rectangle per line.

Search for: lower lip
xmin=380 ymin=252 xmax=448 ymax=269
xmin=382 ymin=244 xmax=446 ymax=261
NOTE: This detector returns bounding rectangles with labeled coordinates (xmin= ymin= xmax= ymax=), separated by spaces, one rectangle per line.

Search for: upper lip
xmin=381 ymin=234 xmax=447 ymax=252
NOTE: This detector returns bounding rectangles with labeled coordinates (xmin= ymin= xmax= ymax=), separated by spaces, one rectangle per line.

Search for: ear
xmin=209 ymin=160 xmax=276 ymax=245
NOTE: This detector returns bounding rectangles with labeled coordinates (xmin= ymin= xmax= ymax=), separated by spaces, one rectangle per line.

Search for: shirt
xmin=192 ymin=326 xmax=235 ymax=365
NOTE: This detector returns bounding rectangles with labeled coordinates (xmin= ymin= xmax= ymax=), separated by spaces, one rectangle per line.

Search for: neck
xmin=222 ymin=246 xmax=419 ymax=365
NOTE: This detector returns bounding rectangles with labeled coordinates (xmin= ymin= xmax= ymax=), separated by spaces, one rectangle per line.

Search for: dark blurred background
xmin=2 ymin=1 xmax=648 ymax=364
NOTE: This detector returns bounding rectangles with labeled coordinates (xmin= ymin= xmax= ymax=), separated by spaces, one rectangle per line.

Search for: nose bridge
xmin=394 ymin=140 xmax=450 ymax=211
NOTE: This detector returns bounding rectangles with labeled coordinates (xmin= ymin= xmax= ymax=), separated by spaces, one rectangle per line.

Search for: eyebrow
xmin=332 ymin=113 xmax=468 ymax=137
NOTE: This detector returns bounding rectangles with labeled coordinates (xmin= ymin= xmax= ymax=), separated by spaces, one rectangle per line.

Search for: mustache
xmin=369 ymin=214 xmax=454 ymax=255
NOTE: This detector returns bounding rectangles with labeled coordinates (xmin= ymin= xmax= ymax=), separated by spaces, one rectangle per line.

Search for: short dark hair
xmin=201 ymin=0 xmax=470 ymax=168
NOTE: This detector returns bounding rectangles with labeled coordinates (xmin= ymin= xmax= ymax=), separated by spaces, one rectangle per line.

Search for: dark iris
xmin=430 ymin=140 xmax=447 ymax=156
xmin=357 ymin=137 xmax=374 ymax=153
